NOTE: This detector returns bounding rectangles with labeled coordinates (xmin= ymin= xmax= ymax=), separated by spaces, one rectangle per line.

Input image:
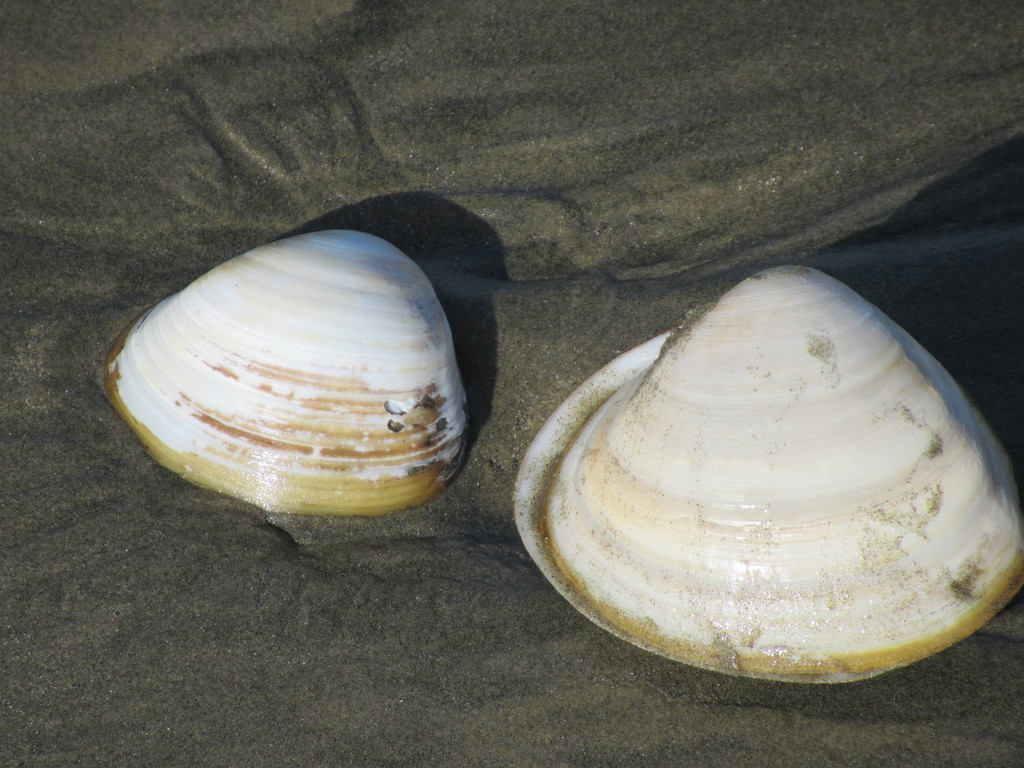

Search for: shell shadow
xmin=833 ymin=132 xmax=1024 ymax=245
xmin=282 ymin=192 xmax=507 ymax=464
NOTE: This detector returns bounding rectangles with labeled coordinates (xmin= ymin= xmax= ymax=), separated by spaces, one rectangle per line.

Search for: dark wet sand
xmin=3 ymin=1 xmax=1024 ymax=765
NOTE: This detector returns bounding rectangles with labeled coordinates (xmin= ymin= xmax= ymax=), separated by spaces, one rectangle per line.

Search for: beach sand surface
xmin=3 ymin=1 xmax=1024 ymax=765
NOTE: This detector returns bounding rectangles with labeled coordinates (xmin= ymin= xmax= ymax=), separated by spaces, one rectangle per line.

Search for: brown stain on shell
xmin=192 ymin=412 xmax=315 ymax=455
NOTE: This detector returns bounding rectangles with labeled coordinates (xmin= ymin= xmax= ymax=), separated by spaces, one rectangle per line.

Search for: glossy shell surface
xmin=515 ymin=266 xmax=1024 ymax=682
xmin=105 ymin=230 xmax=466 ymax=516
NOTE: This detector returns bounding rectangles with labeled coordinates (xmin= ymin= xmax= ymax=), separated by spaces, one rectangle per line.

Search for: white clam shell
xmin=515 ymin=265 xmax=1024 ymax=682
xmin=105 ymin=230 xmax=466 ymax=516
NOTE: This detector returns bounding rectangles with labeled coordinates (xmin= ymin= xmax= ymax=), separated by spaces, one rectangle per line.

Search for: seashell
xmin=105 ymin=230 xmax=466 ymax=516
xmin=515 ymin=265 xmax=1024 ymax=682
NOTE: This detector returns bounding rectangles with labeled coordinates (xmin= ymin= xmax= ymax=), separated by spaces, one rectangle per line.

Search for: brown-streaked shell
xmin=105 ymin=230 xmax=466 ymax=516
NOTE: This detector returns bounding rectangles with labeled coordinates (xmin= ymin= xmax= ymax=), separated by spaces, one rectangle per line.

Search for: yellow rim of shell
xmin=104 ymin=311 xmax=458 ymax=517
xmin=545 ymin=503 xmax=1024 ymax=682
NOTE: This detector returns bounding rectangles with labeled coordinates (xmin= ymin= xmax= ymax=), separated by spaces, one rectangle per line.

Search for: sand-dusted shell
xmin=515 ymin=265 xmax=1024 ymax=682
xmin=105 ymin=230 xmax=466 ymax=516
